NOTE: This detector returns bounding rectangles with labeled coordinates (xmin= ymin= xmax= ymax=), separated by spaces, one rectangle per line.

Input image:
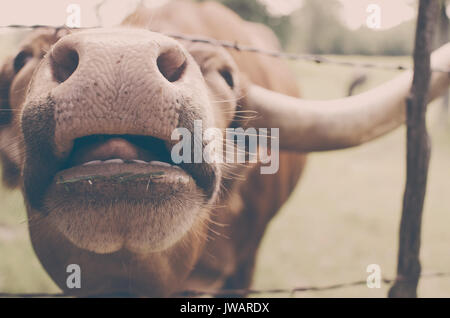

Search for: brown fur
xmin=0 ymin=1 xmax=306 ymax=296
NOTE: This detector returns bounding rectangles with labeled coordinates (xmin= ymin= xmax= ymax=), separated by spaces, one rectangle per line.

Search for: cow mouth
xmin=66 ymin=134 xmax=176 ymax=169
xmin=39 ymin=134 xmax=217 ymax=254
xmin=53 ymin=134 xmax=216 ymax=198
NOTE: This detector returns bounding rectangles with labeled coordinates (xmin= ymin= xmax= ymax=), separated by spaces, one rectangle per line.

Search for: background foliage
xmin=199 ymin=0 xmax=449 ymax=56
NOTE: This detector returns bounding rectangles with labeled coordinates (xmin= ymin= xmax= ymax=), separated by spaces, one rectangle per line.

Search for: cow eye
xmin=219 ymin=69 xmax=234 ymax=89
xmin=13 ymin=50 xmax=32 ymax=73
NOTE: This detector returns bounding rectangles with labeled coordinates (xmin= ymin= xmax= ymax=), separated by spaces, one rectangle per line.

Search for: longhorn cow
xmin=0 ymin=0 xmax=449 ymax=296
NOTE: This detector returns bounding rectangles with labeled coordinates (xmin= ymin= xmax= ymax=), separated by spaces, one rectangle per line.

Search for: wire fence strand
xmin=1 ymin=271 xmax=450 ymax=298
xmin=1 ymin=24 xmax=450 ymax=73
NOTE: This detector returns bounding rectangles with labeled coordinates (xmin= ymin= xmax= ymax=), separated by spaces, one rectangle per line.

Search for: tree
xmin=289 ymin=0 xmax=346 ymax=54
xmin=196 ymin=0 xmax=292 ymax=47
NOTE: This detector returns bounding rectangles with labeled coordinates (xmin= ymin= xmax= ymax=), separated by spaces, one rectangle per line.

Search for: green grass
xmin=0 ymin=188 xmax=60 ymax=293
xmin=253 ymin=56 xmax=450 ymax=298
xmin=0 ymin=56 xmax=449 ymax=297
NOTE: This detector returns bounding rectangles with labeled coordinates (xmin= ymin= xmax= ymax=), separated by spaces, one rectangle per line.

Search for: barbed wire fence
xmin=0 ymin=271 xmax=450 ymax=298
xmin=0 ymin=0 xmax=449 ymax=298
xmin=1 ymin=24 xmax=450 ymax=73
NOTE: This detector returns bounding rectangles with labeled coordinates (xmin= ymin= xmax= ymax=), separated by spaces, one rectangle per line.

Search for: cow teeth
xmin=82 ymin=160 xmax=103 ymax=166
xmin=149 ymin=161 xmax=171 ymax=167
xmin=104 ymin=158 xmax=124 ymax=164
xmin=131 ymin=159 xmax=148 ymax=164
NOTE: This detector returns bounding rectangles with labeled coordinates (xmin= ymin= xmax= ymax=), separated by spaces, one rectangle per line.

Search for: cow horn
xmin=245 ymin=43 xmax=450 ymax=152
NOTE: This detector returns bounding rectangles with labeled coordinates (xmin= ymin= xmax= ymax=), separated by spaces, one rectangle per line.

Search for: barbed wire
xmin=1 ymin=271 xmax=450 ymax=298
xmin=1 ymin=24 xmax=450 ymax=73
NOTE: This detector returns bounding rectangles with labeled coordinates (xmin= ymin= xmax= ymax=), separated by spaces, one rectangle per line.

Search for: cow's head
xmin=0 ymin=26 xmax=246 ymax=295
xmin=1 ymin=12 xmax=449 ymax=297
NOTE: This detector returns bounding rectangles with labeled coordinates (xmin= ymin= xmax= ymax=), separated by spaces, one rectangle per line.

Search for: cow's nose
xmin=23 ymin=28 xmax=209 ymax=157
xmin=49 ymin=32 xmax=187 ymax=85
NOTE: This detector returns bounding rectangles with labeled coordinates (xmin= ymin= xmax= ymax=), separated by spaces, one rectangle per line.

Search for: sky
xmin=0 ymin=0 xmax=162 ymax=30
xmin=0 ymin=0 xmax=422 ymax=32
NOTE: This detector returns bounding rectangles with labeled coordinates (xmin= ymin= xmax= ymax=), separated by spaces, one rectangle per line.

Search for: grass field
xmin=0 ymin=54 xmax=449 ymax=297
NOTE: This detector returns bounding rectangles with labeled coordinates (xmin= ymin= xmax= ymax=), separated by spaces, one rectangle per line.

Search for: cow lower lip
xmin=53 ymin=162 xmax=195 ymax=199
xmin=45 ymin=162 xmax=204 ymax=254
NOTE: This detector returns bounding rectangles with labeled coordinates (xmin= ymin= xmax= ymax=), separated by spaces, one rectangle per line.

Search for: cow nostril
xmin=157 ymin=49 xmax=187 ymax=83
xmin=51 ymin=47 xmax=79 ymax=83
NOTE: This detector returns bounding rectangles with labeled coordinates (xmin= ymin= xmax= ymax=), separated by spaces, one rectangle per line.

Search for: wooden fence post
xmin=388 ymin=0 xmax=439 ymax=298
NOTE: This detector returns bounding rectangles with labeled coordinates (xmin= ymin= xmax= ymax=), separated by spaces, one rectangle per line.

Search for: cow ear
xmin=0 ymin=56 xmax=21 ymax=188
